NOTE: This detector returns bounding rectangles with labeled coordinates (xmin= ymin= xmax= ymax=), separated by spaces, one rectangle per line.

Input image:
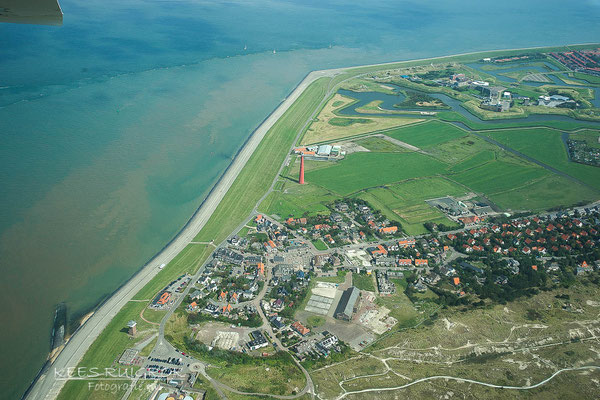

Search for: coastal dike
xmin=23 ymin=43 xmax=599 ymax=400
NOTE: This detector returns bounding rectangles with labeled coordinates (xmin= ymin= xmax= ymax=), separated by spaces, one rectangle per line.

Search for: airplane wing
xmin=0 ymin=0 xmax=62 ymax=26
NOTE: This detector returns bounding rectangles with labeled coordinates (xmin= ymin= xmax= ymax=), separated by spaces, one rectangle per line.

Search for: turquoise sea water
xmin=1 ymin=0 xmax=600 ymax=398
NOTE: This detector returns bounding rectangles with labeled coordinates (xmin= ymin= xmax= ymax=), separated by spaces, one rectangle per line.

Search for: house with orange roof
xmin=222 ymin=304 xmax=232 ymax=314
xmin=255 ymin=214 xmax=264 ymax=223
xmin=459 ymin=215 xmax=480 ymax=225
xmin=398 ymin=259 xmax=412 ymax=266
xmin=415 ymin=259 xmax=428 ymax=266
xmin=398 ymin=239 xmax=415 ymax=248
xmin=257 ymin=262 xmax=265 ymax=275
xmin=291 ymin=321 xmax=310 ymax=336
xmin=157 ymin=292 xmax=171 ymax=305
xmin=379 ymin=226 xmax=398 ymax=235
xmin=219 ymin=291 xmax=228 ymax=302
xmin=368 ymin=244 xmax=388 ymax=257
xmin=453 ymin=277 xmax=461 ymax=286
xmin=314 ymin=224 xmax=331 ymax=230
xmin=231 ymin=292 xmax=239 ymax=304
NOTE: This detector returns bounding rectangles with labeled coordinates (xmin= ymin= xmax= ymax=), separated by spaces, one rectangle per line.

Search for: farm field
xmin=451 ymin=159 xmax=549 ymax=196
xmin=268 ymin=118 xmax=599 ymax=234
xmin=449 ymin=150 xmax=496 ymax=172
xmin=356 ymin=177 xmax=464 ymax=235
xmin=483 ymin=127 xmax=600 ymax=191
xmin=260 ymin=179 xmax=334 ymax=219
xmin=305 ymin=152 xmax=448 ymax=196
xmin=489 ymin=174 xmax=600 ymax=211
xmin=301 ymin=94 xmax=421 ymax=145
xmin=437 ymin=110 xmax=600 ymax=131
xmin=426 ymin=133 xmax=499 ymax=165
xmin=353 ymin=136 xmax=407 ymax=152
xmin=386 ymin=120 xmax=467 ymax=148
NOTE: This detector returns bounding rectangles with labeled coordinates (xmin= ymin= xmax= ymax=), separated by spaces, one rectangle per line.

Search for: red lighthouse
xmin=299 ymin=155 xmax=305 ymax=184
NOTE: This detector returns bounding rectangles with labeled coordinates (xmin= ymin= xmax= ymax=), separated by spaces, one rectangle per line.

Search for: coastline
xmin=23 ymin=42 xmax=600 ymax=400
xmin=23 ymin=66 xmax=338 ymax=400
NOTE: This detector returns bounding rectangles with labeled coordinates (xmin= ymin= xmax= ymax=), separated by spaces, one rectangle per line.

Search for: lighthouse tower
xmin=299 ymin=155 xmax=305 ymax=185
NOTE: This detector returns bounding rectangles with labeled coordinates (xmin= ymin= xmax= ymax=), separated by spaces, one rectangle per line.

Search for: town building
xmin=334 ymin=286 xmax=360 ymax=321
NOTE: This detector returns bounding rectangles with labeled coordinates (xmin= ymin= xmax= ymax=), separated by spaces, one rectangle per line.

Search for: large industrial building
xmin=334 ymin=286 xmax=360 ymax=321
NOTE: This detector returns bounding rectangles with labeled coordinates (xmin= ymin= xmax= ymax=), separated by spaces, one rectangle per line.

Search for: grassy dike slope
xmin=56 ymin=77 xmax=331 ymax=400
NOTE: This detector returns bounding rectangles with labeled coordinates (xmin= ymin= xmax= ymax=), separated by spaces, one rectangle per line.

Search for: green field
xmin=354 ymin=136 xmax=407 ymax=152
xmin=570 ymin=129 xmax=600 ymax=148
xmin=306 ymin=152 xmax=448 ymax=195
xmin=306 ymin=315 xmax=326 ymax=328
xmin=329 ymin=117 xmax=371 ymax=126
xmin=357 ymin=177 xmax=464 ymax=235
xmin=437 ymin=110 xmax=600 ymax=131
xmin=483 ymin=127 xmax=600 ymax=191
xmin=315 ymin=270 xmax=347 ymax=284
xmin=489 ymin=174 xmax=600 ymax=211
xmin=571 ymin=72 xmax=600 ymax=85
xmin=352 ymin=273 xmax=376 ymax=292
xmin=375 ymin=277 xmax=420 ymax=327
xmin=386 ymin=120 xmax=467 ymax=148
xmin=450 ymin=150 xmax=496 ymax=172
xmin=312 ymin=239 xmax=328 ymax=250
xmin=426 ymin=133 xmax=498 ymax=165
xmin=451 ymin=159 xmax=549 ymax=195
xmin=260 ymin=179 xmax=334 ymax=219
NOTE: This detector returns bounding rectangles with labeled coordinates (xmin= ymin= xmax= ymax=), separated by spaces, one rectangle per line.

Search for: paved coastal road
xmin=24 ymin=68 xmax=340 ymax=400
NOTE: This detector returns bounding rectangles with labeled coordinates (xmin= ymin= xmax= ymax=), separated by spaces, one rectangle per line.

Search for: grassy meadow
xmin=305 ymin=152 xmax=447 ymax=196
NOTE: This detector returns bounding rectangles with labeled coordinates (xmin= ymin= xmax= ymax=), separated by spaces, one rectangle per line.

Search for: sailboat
xmin=273 ymin=49 xmax=277 ymax=54
xmin=244 ymin=44 xmax=247 ymax=51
